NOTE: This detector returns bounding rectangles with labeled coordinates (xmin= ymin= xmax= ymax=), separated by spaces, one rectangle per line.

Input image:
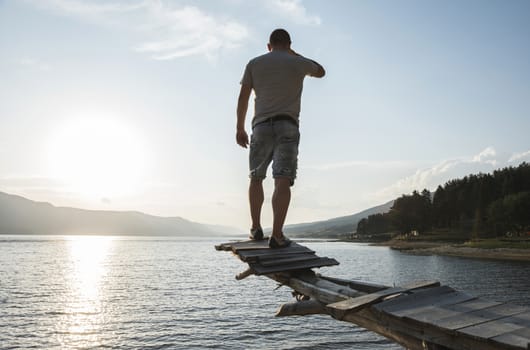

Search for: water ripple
xmin=1 ymin=236 xmax=529 ymax=349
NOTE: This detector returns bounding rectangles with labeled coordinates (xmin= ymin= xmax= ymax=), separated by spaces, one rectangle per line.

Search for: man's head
xmin=268 ymin=29 xmax=291 ymax=51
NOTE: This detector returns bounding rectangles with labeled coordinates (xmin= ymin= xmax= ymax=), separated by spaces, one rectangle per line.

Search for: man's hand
xmin=236 ymin=129 xmax=249 ymax=148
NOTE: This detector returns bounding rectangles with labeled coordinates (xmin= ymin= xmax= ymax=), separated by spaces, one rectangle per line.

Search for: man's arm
xmin=309 ymin=60 xmax=326 ymax=78
xmin=289 ymin=49 xmax=325 ymax=78
xmin=236 ymin=84 xmax=252 ymax=148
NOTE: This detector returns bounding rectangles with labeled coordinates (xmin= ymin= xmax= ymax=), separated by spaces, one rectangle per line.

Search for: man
xmin=236 ymin=29 xmax=325 ymax=248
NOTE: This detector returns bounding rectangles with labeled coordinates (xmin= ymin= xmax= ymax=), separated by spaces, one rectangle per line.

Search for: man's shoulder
xmin=248 ymin=52 xmax=272 ymax=65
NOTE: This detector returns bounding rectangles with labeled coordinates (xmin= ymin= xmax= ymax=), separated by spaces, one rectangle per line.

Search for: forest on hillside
xmin=356 ymin=162 xmax=530 ymax=238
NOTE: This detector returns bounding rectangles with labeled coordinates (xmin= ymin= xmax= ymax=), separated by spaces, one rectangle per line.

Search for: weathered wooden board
xmin=431 ymin=303 xmax=527 ymax=330
xmin=502 ymin=312 xmax=530 ymax=328
xmin=458 ymin=318 xmax=524 ymax=339
xmin=445 ymin=298 xmax=503 ymax=313
xmin=317 ymin=275 xmax=389 ymax=293
xmin=258 ymin=253 xmax=321 ymax=267
xmin=390 ymin=292 xmax=476 ymax=318
xmin=374 ymin=285 xmax=473 ymax=315
xmin=327 ymin=281 xmax=440 ymax=314
xmin=401 ymin=305 xmax=465 ymax=324
xmin=238 ymin=244 xmax=314 ymax=261
xmin=399 ymin=295 xmax=495 ymax=324
xmin=231 ymin=240 xmax=270 ymax=252
xmin=492 ymin=330 xmax=530 ymax=349
xmin=249 ymin=257 xmax=339 ymax=275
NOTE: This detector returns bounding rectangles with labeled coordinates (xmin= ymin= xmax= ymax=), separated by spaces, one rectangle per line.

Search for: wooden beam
xmin=235 ymin=268 xmax=254 ymax=280
xmin=276 ymin=300 xmax=328 ymax=317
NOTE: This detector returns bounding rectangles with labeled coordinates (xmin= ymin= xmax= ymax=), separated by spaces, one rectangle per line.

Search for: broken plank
xmin=327 ymin=281 xmax=440 ymax=316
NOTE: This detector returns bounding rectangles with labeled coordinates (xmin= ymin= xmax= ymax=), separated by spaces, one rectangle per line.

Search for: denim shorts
xmin=249 ymin=119 xmax=300 ymax=185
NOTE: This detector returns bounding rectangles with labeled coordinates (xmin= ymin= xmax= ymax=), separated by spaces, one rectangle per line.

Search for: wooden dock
xmin=215 ymin=239 xmax=530 ymax=350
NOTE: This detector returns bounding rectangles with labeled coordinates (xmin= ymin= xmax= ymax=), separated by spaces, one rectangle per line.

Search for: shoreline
xmin=375 ymin=240 xmax=530 ymax=262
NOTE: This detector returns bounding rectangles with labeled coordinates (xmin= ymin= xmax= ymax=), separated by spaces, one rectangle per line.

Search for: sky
xmin=1 ymin=0 xmax=529 ymax=230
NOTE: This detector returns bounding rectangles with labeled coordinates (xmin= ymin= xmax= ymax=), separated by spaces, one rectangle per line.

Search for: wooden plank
xmin=402 ymin=305 xmax=466 ymax=324
xmin=492 ymin=331 xmax=530 ymax=349
xmin=258 ymin=253 xmax=320 ymax=267
xmin=389 ymin=292 xmax=475 ymax=318
xmin=458 ymin=318 xmax=524 ymax=339
xmin=316 ymin=274 xmax=389 ymax=293
xmin=502 ymin=311 xmax=530 ymax=328
xmin=345 ymin=307 xmax=521 ymax=350
xmin=250 ymin=257 xmax=339 ymax=275
xmin=214 ymin=239 xmax=268 ymax=251
xmin=327 ymin=281 xmax=440 ymax=314
xmin=445 ymin=298 xmax=503 ymax=313
xmin=238 ymin=244 xmax=314 ymax=261
xmin=433 ymin=303 xmax=527 ymax=331
xmin=214 ymin=242 xmax=234 ymax=251
xmin=397 ymin=294 xmax=490 ymax=323
xmin=374 ymin=286 xmax=455 ymax=313
xmin=512 ymin=327 xmax=530 ymax=338
xmin=327 ymin=286 xmax=405 ymax=316
xmin=230 ymin=239 xmax=270 ymax=252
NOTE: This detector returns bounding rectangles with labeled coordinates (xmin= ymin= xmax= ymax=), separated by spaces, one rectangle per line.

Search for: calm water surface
xmin=1 ymin=235 xmax=529 ymax=349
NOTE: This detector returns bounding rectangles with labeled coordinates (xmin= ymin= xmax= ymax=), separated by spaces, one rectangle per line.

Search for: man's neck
xmin=270 ymin=47 xmax=290 ymax=52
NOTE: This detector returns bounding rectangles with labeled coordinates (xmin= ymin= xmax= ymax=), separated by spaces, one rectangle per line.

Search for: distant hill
xmin=284 ymin=200 xmax=394 ymax=238
xmin=0 ymin=191 xmax=238 ymax=236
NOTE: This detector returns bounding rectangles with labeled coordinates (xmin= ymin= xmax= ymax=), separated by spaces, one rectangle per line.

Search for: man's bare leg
xmin=249 ymin=179 xmax=264 ymax=230
xmin=271 ymin=177 xmax=291 ymax=238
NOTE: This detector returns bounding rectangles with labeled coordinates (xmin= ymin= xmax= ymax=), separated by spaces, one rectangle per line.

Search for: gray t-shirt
xmin=240 ymin=50 xmax=319 ymax=127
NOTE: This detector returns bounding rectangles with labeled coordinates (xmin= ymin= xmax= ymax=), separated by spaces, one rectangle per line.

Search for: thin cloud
xmin=372 ymin=147 xmax=503 ymax=201
xmin=472 ymin=146 xmax=497 ymax=165
xmin=26 ymin=0 xmax=249 ymax=60
xmin=508 ymin=149 xmax=530 ymax=163
xmin=135 ymin=4 xmax=248 ymax=60
xmin=17 ymin=58 xmax=51 ymax=71
xmin=264 ymin=0 xmax=321 ymax=26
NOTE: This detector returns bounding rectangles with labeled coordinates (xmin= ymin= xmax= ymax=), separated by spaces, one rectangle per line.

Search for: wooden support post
xmin=276 ymin=299 xmax=328 ymax=317
xmin=235 ymin=268 xmax=254 ymax=280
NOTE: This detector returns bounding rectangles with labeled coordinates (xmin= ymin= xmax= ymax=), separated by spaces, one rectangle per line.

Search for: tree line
xmin=357 ymin=162 xmax=530 ymax=238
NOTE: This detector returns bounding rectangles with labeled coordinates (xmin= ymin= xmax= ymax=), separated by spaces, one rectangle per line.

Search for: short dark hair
xmin=269 ymin=29 xmax=291 ymax=46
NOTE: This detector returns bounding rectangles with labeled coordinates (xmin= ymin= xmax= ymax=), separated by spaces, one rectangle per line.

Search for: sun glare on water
xmin=56 ymin=236 xmax=114 ymax=346
xmin=48 ymin=117 xmax=150 ymax=198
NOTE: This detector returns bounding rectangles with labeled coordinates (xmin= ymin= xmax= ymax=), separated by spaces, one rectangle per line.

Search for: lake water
xmin=1 ymin=235 xmax=529 ymax=349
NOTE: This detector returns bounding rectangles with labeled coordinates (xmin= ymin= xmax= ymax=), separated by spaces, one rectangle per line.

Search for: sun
xmin=48 ymin=117 xmax=150 ymax=198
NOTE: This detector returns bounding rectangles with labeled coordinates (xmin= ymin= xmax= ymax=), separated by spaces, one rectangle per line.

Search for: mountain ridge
xmin=0 ymin=191 xmax=238 ymax=236
xmin=0 ymin=190 xmax=393 ymax=238
xmin=283 ymin=200 xmax=394 ymax=238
